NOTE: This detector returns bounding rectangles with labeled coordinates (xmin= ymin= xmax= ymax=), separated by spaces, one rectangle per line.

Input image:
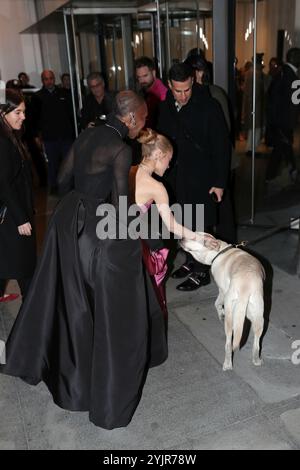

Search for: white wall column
xmin=0 ymin=0 xmax=43 ymax=85
xmin=213 ymin=0 xmax=229 ymax=92
xmin=295 ymin=0 xmax=300 ymax=46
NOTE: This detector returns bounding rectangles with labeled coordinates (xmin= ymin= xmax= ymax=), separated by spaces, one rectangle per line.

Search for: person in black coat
xmin=31 ymin=70 xmax=75 ymax=193
xmin=184 ymin=54 xmax=237 ymax=244
xmin=0 ymin=89 xmax=36 ymax=302
xmin=266 ymin=48 xmax=300 ymax=182
xmin=157 ymin=62 xmax=231 ymax=291
xmin=80 ymin=72 xmax=114 ymax=130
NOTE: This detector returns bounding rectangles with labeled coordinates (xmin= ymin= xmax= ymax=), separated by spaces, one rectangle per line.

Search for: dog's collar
xmin=211 ymin=241 xmax=247 ymax=265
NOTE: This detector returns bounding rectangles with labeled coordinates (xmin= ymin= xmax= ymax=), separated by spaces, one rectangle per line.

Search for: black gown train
xmin=0 ymin=115 xmax=168 ymax=429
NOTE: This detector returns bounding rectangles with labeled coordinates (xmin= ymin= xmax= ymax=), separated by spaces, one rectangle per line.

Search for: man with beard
xmin=135 ymin=56 xmax=168 ymax=128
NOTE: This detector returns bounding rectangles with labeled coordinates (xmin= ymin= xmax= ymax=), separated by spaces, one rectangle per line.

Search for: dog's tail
xmin=232 ymin=296 xmax=249 ymax=351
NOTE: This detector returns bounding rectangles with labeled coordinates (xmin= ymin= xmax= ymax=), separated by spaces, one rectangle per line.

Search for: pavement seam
xmin=169 ymin=310 xmax=274 ymax=404
xmin=171 ymin=309 xmax=300 ymax=449
xmin=14 ymin=381 xmax=31 ymax=450
xmin=0 ymin=305 xmax=31 ymax=450
xmin=170 ymin=309 xmax=229 ymax=371
xmin=261 ymin=411 xmax=300 ymax=450
xmin=168 ymin=296 xmax=217 ymax=309
xmin=163 ymin=413 xmax=264 ymax=450
xmin=165 ymin=411 xmax=299 ymax=450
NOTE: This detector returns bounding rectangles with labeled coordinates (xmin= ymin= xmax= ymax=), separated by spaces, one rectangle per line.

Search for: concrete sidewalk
xmin=1 ymin=238 xmax=300 ymax=450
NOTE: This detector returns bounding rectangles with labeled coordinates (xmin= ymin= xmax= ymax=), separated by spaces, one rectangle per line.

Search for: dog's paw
xmin=253 ymin=358 xmax=263 ymax=367
xmin=222 ymin=362 xmax=233 ymax=371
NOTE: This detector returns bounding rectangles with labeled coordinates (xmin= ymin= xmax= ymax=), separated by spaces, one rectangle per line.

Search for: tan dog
xmin=181 ymin=235 xmax=265 ymax=371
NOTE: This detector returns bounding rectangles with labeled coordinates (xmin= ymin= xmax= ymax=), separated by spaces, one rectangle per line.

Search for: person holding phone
xmin=80 ymin=72 xmax=114 ymax=130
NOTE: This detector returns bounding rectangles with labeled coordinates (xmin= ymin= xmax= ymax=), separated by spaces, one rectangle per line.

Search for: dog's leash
xmin=211 ymin=241 xmax=248 ymax=265
xmin=211 ymin=220 xmax=298 ymax=264
xmin=238 ymin=216 xmax=300 ymax=249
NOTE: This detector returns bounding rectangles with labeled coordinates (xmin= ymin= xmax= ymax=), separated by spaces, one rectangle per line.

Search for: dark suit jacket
xmin=31 ymin=86 xmax=74 ymax=141
xmin=157 ymin=85 xmax=231 ymax=227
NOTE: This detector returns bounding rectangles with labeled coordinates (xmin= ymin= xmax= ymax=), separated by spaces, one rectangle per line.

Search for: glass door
xmin=157 ymin=0 xmax=213 ymax=77
xmin=234 ymin=0 xmax=298 ymax=223
xmin=103 ymin=20 xmax=125 ymax=91
xmin=74 ymin=14 xmax=125 ymax=92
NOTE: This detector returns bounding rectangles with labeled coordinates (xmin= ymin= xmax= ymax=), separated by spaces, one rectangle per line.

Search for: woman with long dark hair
xmin=0 ymin=89 xmax=36 ymax=302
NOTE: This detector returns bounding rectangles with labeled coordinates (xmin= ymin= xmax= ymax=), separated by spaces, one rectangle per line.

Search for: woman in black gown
xmin=0 ymin=91 xmax=167 ymax=429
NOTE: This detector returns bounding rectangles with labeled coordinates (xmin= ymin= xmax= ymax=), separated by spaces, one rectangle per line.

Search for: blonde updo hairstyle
xmin=138 ymin=128 xmax=173 ymax=161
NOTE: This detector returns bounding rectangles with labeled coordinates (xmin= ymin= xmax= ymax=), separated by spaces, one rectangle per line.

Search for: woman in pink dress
xmin=130 ymin=128 xmax=216 ymax=318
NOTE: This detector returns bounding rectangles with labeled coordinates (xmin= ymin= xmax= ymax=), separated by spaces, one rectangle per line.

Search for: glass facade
xmin=48 ymin=0 xmax=299 ymax=222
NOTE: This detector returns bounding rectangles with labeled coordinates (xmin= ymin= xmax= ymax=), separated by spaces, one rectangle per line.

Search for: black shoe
xmin=171 ymin=263 xmax=194 ymax=279
xmin=176 ymin=272 xmax=210 ymax=291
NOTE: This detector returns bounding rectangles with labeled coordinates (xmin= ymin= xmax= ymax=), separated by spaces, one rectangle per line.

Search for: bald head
xmin=114 ymin=90 xmax=145 ymax=117
xmin=41 ymin=70 xmax=55 ymax=90
xmin=114 ymin=90 xmax=147 ymax=139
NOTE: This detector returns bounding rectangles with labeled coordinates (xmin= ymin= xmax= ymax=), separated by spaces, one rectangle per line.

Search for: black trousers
xmin=184 ymin=187 xmax=237 ymax=274
xmin=0 ymin=278 xmax=31 ymax=300
xmin=185 ymin=252 xmax=209 ymax=274
xmin=215 ymin=173 xmax=237 ymax=245
xmin=184 ymin=225 xmax=215 ymax=274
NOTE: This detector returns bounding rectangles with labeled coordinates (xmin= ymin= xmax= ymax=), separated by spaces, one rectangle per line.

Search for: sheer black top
xmin=58 ymin=114 xmax=131 ymax=206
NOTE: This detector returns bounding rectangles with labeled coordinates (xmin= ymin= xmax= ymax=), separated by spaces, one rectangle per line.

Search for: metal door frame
xmin=63 ymin=5 xmax=140 ymax=134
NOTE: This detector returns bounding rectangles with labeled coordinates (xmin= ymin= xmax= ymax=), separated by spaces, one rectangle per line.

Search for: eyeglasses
xmin=89 ymin=82 xmax=103 ymax=89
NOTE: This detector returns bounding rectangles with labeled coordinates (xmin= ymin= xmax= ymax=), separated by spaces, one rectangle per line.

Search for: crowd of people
xmin=0 ymin=47 xmax=299 ymax=429
xmin=235 ymin=49 xmax=300 ymax=184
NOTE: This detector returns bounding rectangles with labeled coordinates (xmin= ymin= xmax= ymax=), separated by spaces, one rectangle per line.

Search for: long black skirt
xmin=0 ymin=191 xmax=167 ymax=429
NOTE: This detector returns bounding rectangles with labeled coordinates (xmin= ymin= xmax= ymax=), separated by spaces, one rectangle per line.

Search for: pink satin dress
xmin=139 ymin=200 xmax=169 ymax=318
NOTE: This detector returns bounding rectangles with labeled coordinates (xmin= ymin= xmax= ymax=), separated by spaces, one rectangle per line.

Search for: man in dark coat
xmin=80 ymin=72 xmax=114 ymax=130
xmin=157 ymin=62 xmax=231 ymax=291
xmin=31 ymin=70 xmax=75 ymax=193
xmin=266 ymin=48 xmax=300 ymax=182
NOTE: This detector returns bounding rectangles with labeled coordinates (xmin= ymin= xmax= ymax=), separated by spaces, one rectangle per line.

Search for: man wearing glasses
xmin=81 ymin=72 xmax=114 ymax=130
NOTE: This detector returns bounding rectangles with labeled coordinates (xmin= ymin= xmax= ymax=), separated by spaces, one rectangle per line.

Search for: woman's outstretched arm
xmin=152 ymin=182 xmax=215 ymax=246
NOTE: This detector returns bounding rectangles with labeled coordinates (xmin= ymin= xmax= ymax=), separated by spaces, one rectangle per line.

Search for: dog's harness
xmin=211 ymin=241 xmax=248 ymax=265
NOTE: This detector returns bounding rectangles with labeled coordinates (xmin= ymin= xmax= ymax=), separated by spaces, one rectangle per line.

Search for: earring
xmin=130 ymin=112 xmax=136 ymax=127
